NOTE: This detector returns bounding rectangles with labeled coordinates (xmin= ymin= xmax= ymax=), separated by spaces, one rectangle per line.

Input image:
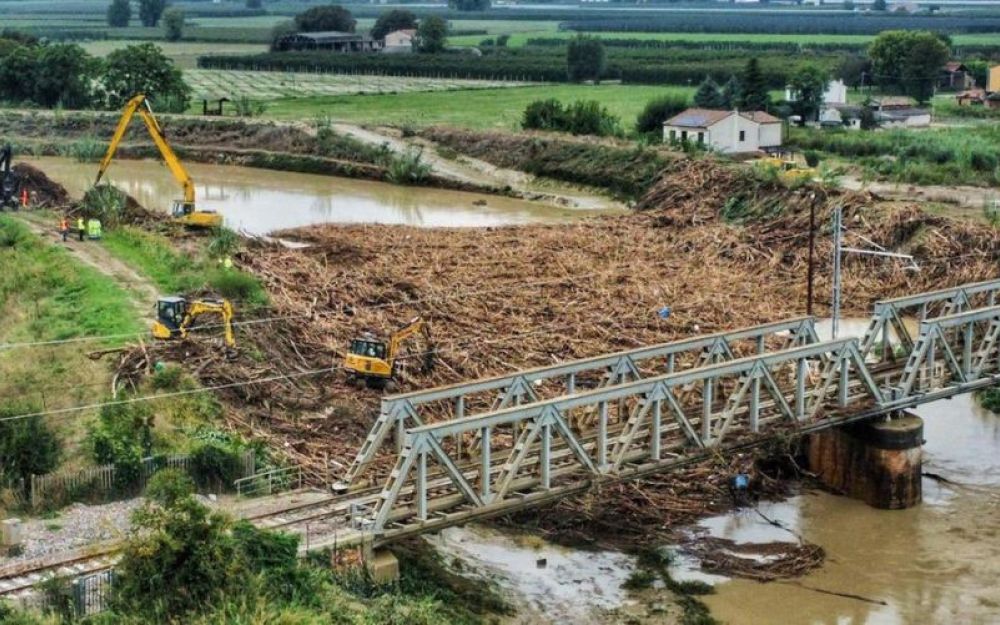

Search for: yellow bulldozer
xmin=761 ymin=153 xmax=816 ymax=184
xmin=96 ymin=94 xmax=222 ymax=228
xmin=152 ymin=296 xmax=236 ymax=349
xmin=344 ymin=317 xmax=428 ymax=389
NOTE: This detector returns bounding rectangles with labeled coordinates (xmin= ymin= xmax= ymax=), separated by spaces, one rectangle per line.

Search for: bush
xmin=0 ymin=403 xmax=61 ymax=489
xmin=207 ymin=268 xmax=266 ymax=306
xmin=522 ymin=98 xmax=568 ymax=131
xmin=162 ymin=7 xmax=184 ymax=42
xmin=566 ymin=35 xmax=606 ymax=83
xmin=386 ymin=148 xmax=432 ymax=184
xmin=88 ymin=401 xmax=154 ymax=488
xmin=635 ymin=94 xmax=690 ymax=136
xmin=294 ymin=5 xmax=355 ymax=33
xmin=970 ymin=151 xmax=998 ymax=173
xmin=145 ymin=468 xmax=195 ymax=507
xmin=81 ymin=184 xmax=127 ymax=226
xmin=189 ymin=442 xmax=242 ymax=490
xmin=804 ymin=150 xmax=821 ymax=167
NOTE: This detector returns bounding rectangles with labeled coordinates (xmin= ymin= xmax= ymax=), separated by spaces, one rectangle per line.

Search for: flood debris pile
xmin=690 ymin=537 xmax=825 ymax=582
xmin=12 ymin=163 xmax=70 ymax=206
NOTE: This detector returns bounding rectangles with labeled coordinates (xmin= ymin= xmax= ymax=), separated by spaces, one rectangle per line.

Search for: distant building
xmin=989 ymin=65 xmax=1000 ymax=93
xmin=939 ymin=62 xmax=974 ymax=91
xmin=820 ymin=105 xmax=862 ymax=130
xmin=383 ymin=29 xmax=416 ymax=54
xmin=956 ymin=89 xmax=987 ymax=107
xmin=785 ymin=78 xmax=848 ymax=106
xmin=662 ymin=108 xmax=782 ymax=154
xmin=274 ymin=31 xmax=382 ymax=53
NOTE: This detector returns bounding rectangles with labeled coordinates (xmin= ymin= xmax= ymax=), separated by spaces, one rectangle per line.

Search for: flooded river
xmin=28 ymin=157 xmax=612 ymax=234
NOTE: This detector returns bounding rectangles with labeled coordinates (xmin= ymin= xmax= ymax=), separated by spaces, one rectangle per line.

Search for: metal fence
xmin=29 ymin=450 xmax=256 ymax=510
xmin=234 ymin=465 xmax=305 ymax=499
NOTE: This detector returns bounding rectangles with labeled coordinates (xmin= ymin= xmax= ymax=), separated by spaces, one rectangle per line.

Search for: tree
xmin=720 ymin=75 xmax=740 ymax=109
xmin=0 ymin=404 xmax=60 ymax=489
xmin=163 ymin=7 xmax=184 ymax=42
xmin=138 ymin=0 xmax=167 ymax=27
xmin=693 ymin=76 xmax=724 ymax=108
xmin=842 ymin=0 xmax=855 ymax=9
xmin=872 ymin=0 xmax=887 ymax=9
xmin=566 ymin=36 xmax=605 ymax=84
xmin=415 ymin=16 xmax=447 ymax=54
xmin=269 ymin=20 xmax=296 ymax=52
xmin=787 ymin=64 xmax=830 ymax=123
xmin=635 ymin=93 xmax=690 ymax=135
xmin=107 ymin=0 xmax=131 ymax=28
xmin=859 ymin=103 xmax=877 ymax=130
xmin=246 ymin=0 xmax=262 ymax=8
xmin=868 ymin=30 xmax=949 ymax=103
xmin=294 ymin=5 xmax=355 ymax=33
xmin=32 ymin=44 xmax=99 ymax=108
xmin=902 ymin=33 xmax=949 ymax=103
xmin=448 ymin=0 xmax=490 ymax=9
xmin=0 ymin=45 xmax=38 ymax=103
xmin=101 ymin=43 xmax=191 ymax=112
xmin=371 ymin=9 xmax=417 ymax=40
xmin=737 ymin=57 xmax=770 ymax=111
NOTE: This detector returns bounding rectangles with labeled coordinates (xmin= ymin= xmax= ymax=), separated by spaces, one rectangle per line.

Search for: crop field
xmin=183 ymin=69 xmax=534 ymax=101
xmin=261 ymin=83 xmax=698 ymax=130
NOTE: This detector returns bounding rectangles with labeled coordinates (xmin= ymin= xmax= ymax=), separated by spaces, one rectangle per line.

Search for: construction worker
xmin=59 ymin=216 xmax=69 ymax=242
xmin=76 ymin=217 xmax=85 ymax=242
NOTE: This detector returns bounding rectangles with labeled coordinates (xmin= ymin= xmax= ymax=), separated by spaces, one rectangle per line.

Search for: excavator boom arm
xmin=180 ymin=300 xmax=236 ymax=348
xmin=387 ymin=317 xmax=424 ymax=362
xmin=95 ymin=94 xmax=195 ymax=204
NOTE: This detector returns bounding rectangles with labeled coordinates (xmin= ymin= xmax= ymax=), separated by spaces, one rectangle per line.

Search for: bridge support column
xmin=807 ymin=413 xmax=923 ymax=510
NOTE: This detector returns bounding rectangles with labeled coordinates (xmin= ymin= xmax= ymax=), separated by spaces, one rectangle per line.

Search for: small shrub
xmin=207 ymin=269 xmax=266 ymax=306
xmin=207 ymin=227 xmax=240 ymax=259
xmin=189 ymin=442 xmax=242 ymax=490
xmin=979 ymin=387 xmax=1000 ymax=412
xmin=62 ymin=136 xmax=104 ymax=163
xmin=82 ymin=184 xmax=128 ymax=227
xmin=0 ymin=403 xmax=61 ymax=491
xmin=522 ymin=99 xmax=568 ymax=131
xmin=622 ymin=569 xmax=656 ymax=590
xmin=233 ymin=96 xmax=266 ymax=118
xmin=969 ymin=151 xmax=998 ymax=173
xmin=151 ymin=363 xmax=184 ymax=390
xmin=804 ymin=150 xmax=821 ymax=167
xmin=145 ymin=468 xmax=195 ymax=507
xmin=386 ymin=148 xmax=432 ymax=184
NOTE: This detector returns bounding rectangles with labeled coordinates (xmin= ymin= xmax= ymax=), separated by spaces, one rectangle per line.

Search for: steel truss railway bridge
xmin=5 ymin=278 xmax=1000 ymax=596
xmin=325 ymin=278 xmax=1000 ymax=549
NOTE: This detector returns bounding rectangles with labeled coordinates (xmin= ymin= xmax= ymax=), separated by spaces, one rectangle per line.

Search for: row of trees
xmin=0 ymin=38 xmax=190 ymax=111
xmin=107 ymin=0 xmax=168 ymax=27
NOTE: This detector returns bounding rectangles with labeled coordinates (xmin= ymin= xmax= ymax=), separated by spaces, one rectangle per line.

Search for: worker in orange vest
xmin=59 ymin=216 xmax=69 ymax=242
xmin=20 ymin=188 xmax=27 ymax=208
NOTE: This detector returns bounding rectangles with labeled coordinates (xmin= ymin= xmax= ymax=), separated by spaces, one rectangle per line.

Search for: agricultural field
xmin=183 ymin=69 xmax=534 ymax=101
xmin=261 ymin=83 xmax=698 ymax=130
xmin=81 ymin=41 xmax=266 ymax=69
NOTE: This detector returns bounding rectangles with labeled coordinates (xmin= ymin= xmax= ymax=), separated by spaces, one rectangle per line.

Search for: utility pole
xmin=831 ymin=203 xmax=919 ymax=340
xmin=832 ymin=204 xmax=843 ymax=339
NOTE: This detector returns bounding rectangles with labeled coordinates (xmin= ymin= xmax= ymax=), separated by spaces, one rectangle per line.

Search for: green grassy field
xmin=263 ymin=83 xmax=697 ymax=130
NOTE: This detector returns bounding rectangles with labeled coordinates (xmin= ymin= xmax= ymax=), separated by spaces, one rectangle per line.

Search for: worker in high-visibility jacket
xmin=86 ymin=218 xmax=102 ymax=240
xmin=59 ymin=216 xmax=69 ymax=242
xmin=76 ymin=217 xmax=86 ymax=242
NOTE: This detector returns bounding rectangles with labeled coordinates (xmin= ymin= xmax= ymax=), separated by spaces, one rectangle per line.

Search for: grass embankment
xmin=102 ymin=226 xmax=268 ymax=308
xmin=787 ymin=124 xmax=1000 ymax=188
xmin=264 ymin=84 xmax=697 ymax=130
xmin=0 ymin=215 xmax=141 ymax=467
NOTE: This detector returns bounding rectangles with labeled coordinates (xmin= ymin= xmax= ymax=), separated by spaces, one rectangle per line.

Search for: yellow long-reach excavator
xmin=96 ymin=94 xmax=222 ymax=228
xmin=344 ymin=317 xmax=428 ymax=389
xmin=152 ymin=296 xmax=236 ymax=349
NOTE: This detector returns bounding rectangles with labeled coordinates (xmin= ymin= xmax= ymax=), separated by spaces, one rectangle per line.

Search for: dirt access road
xmin=15 ymin=212 xmax=159 ymax=324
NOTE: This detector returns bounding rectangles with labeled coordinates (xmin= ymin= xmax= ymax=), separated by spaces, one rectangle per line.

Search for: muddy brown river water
xmin=28 ymin=157 xmax=617 ymax=233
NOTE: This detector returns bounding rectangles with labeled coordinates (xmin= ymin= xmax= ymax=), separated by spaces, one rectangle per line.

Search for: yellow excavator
xmin=344 ymin=317 xmax=427 ymax=389
xmin=762 ymin=153 xmax=815 ymax=184
xmin=96 ymin=94 xmax=222 ymax=228
xmin=152 ymin=296 xmax=236 ymax=349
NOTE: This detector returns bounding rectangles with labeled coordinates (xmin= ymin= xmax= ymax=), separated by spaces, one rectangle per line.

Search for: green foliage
xmin=0 ymin=43 xmax=99 ymax=108
xmin=635 ymin=93 xmax=690 ymax=136
xmin=101 ymin=43 xmax=190 ymax=112
xmin=978 ymin=388 xmax=1000 ymax=413
xmin=622 ymin=569 xmax=657 ymax=590
xmin=449 ymin=0 xmax=490 ymax=10
xmin=566 ymin=35 xmax=606 ymax=83
xmin=787 ymin=64 xmax=830 ymax=123
xmin=62 ymin=135 xmax=104 ymax=163
xmin=269 ymin=20 xmax=297 ymax=52
xmin=719 ymin=75 xmax=739 ymax=109
xmin=107 ymin=0 xmax=131 ymax=28
xmin=371 ymin=9 xmax=418 ymax=40
xmin=207 ymin=227 xmax=240 ymax=259
xmin=416 ymin=16 xmax=448 ymax=54
xmin=868 ymin=30 xmax=950 ymax=103
xmin=162 ymin=7 xmax=185 ymax=42
xmin=207 ymin=267 xmax=268 ymax=306
xmin=188 ymin=442 xmax=242 ymax=490
xmin=386 ymin=148 xmax=432 ymax=185
xmin=738 ymin=57 xmax=770 ymax=111
xmin=294 ymin=5 xmax=356 ymax=33
xmin=0 ymin=403 xmax=61 ymax=488
xmin=693 ymin=76 xmax=724 ymax=109
xmin=88 ymin=401 xmax=154 ymax=487
xmin=144 ymin=468 xmax=195 ymax=507
xmin=873 ymin=0 xmax=887 ymax=10
xmin=521 ymin=98 xmax=621 ymax=136
xmin=138 ymin=0 xmax=167 ymax=27
xmin=804 ymin=150 xmax=821 ymax=168
xmin=81 ymin=184 xmax=127 ymax=226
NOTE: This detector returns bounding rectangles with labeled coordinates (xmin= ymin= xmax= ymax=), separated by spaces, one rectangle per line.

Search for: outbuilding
xmin=383 ymin=29 xmax=416 ymax=53
xmin=662 ymin=108 xmax=782 ymax=154
xmin=274 ymin=31 xmax=383 ymax=53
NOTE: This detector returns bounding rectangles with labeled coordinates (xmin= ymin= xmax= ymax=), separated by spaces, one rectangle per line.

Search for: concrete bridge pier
xmin=807 ymin=412 xmax=924 ymax=510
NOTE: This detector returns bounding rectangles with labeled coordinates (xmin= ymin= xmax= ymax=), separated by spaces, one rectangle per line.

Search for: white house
xmin=784 ymin=78 xmax=847 ymax=106
xmin=383 ymin=29 xmax=416 ymax=54
xmin=663 ymin=109 xmax=782 ymax=154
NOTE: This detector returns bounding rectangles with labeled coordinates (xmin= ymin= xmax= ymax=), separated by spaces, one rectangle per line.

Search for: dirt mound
xmin=12 ymin=163 xmax=70 ymax=207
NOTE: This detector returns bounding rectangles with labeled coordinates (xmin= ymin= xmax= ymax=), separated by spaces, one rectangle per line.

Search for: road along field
xmin=184 ymin=69 xmax=536 ymax=101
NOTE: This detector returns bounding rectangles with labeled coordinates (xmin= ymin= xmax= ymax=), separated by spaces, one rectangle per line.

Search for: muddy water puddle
xmin=685 ymin=394 xmax=1000 ymax=625
xmin=28 ymin=157 xmax=614 ymax=234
